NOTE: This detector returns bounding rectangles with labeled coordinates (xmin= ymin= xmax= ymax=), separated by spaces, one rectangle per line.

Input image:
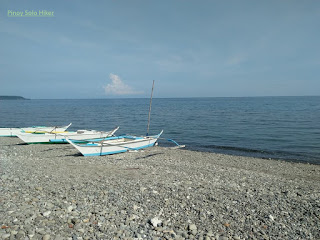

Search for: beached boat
xmin=16 ymin=127 xmax=119 ymax=144
xmin=0 ymin=123 xmax=72 ymax=137
xmin=66 ymin=131 xmax=163 ymax=156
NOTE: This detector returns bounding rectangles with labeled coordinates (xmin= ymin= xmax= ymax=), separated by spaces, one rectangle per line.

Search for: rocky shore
xmin=0 ymin=137 xmax=319 ymax=240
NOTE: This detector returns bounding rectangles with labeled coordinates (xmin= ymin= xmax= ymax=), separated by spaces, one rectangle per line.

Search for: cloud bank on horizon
xmin=104 ymin=74 xmax=143 ymax=96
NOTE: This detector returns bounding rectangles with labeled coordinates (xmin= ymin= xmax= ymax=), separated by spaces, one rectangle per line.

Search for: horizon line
xmin=4 ymin=95 xmax=319 ymax=100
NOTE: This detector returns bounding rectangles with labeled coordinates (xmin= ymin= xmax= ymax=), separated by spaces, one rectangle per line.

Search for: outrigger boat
xmin=0 ymin=123 xmax=72 ymax=137
xmin=16 ymin=127 xmax=119 ymax=144
xmin=66 ymin=130 xmax=163 ymax=156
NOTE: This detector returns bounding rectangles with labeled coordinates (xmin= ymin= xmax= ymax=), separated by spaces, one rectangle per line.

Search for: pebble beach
xmin=0 ymin=137 xmax=319 ymax=240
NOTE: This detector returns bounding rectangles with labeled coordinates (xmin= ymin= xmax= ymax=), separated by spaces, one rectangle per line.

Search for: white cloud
xmin=104 ymin=73 xmax=143 ymax=95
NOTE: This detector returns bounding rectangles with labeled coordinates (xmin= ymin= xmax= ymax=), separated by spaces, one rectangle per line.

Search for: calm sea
xmin=0 ymin=97 xmax=319 ymax=164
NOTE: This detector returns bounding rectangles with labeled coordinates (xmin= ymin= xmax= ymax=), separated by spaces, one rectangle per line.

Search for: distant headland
xmin=0 ymin=96 xmax=30 ymax=100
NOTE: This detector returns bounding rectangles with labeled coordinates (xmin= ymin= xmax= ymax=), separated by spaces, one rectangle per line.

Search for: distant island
xmin=0 ymin=96 xmax=29 ymax=100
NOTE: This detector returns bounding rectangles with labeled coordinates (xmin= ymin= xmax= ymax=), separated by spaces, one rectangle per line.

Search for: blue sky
xmin=0 ymin=0 xmax=319 ymax=99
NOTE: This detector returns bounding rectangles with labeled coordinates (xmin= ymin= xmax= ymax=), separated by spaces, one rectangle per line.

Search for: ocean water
xmin=0 ymin=96 xmax=319 ymax=164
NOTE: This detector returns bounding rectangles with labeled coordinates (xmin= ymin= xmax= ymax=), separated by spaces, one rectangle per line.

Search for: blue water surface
xmin=0 ymin=96 xmax=319 ymax=164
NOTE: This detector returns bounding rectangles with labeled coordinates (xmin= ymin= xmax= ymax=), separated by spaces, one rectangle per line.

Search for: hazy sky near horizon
xmin=1 ymin=0 xmax=319 ymax=99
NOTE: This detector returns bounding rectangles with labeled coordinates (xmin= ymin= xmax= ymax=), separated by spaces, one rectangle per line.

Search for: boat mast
xmin=146 ymin=80 xmax=155 ymax=136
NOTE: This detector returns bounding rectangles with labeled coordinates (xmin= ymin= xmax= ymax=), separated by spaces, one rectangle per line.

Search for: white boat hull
xmin=16 ymin=127 xmax=119 ymax=144
xmin=0 ymin=128 xmax=22 ymax=137
xmin=0 ymin=123 xmax=72 ymax=137
xmin=67 ymin=131 xmax=163 ymax=156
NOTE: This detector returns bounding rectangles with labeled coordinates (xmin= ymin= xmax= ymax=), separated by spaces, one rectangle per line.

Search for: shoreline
xmin=182 ymin=143 xmax=320 ymax=166
xmin=185 ymin=146 xmax=320 ymax=166
xmin=1 ymin=137 xmax=319 ymax=239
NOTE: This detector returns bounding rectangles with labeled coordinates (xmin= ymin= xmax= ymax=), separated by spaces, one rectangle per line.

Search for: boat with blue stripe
xmin=66 ymin=130 xmax=163 ymax=156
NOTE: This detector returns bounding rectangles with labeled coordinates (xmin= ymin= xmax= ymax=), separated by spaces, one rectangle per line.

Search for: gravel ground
xmin=0 ymin=137 xmax=319 ymax=240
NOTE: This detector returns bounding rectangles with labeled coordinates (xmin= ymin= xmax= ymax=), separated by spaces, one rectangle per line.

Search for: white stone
xmin=150 ymin=217 xmax=162 ymax=227
xmin=269 ymin=214 xmax=274 ymax=221
xmin=43 ymin=211 xmax=51 ymax=217
xmin=189 ymin=224 xmax=197 ymax=231
xmin=42 ymin=234 xmax=51 ymax=240
xmin=67 ymin=206 xmax=73 ymax=212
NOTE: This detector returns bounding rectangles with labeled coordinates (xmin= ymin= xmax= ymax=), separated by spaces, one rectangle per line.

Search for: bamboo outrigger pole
xmin=146 ymin=80 xmax=155 ymax=136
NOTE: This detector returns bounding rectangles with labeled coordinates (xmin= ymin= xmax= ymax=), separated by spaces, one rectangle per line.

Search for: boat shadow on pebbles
xmin=62 ymin=149 xmax=164 ymax=159
xmin=134 ymin=152 xmax=164 ymax=160
xmin=1 ymin=144 xmax=23 ymax=147
xmin=59 ymin=152 xmax=83 ymax=157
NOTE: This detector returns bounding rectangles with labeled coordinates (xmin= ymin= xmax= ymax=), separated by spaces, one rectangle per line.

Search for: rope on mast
xmin=146 ymin=80 xmax=155 ymax=136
